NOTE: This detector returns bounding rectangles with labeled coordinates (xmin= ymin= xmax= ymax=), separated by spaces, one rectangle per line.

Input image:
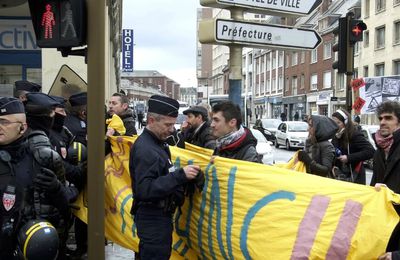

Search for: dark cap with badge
xmin=51 ymin=95 xmax=67 ymax=108
xmin=14 ymin=80 xmax=42 ymax=93
xmin=25 ymin=93 xmax=60 ymax=115
xmin=183 ymin=106 xmax=208 ymax=120
xmin=148 ymin=95 xmax=179 ymax=117
xmin=69 ymin=92 xmax=87 ymax=107
xmin=0 ymin=97 xmax=25 ymax=115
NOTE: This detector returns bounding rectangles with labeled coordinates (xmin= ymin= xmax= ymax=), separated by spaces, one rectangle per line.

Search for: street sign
xmin=200 ymin=0 xmax=322 ymax=16
xmin=199 ymin=19 xmax=322 ymax=50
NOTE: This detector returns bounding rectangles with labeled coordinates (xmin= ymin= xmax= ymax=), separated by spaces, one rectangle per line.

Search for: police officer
xmin=13 ymin=80 xmax=42 ymax=102
xmin=64 ymin=92 xmax=88 ymax=258
xmin=130 ymin=95 xmax=201 ymax=259
xmin=0 ymin=97 xmax=70 ymax=259
xmin=65 ymin=92 xmax=87 ymax=146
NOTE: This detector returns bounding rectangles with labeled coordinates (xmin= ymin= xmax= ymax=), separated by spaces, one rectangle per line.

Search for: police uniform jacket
xmin=129 ymin=128 xmax=188 ymax=214
xmin=65 ymin=114 xmax=87 ymax=146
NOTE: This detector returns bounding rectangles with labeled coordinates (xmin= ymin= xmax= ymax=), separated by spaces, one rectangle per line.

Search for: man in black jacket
xmin=108 ymin=93 xmax=137 ymax=136
xmin=211 ymin=101 xmax=259 ymax=162
xmin=371 ymin=101 xmax=400 ymax=260
xmin=183 ymin=105 xmax=216 ymax=149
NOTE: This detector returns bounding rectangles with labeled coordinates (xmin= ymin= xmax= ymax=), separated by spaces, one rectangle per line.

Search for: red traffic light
xmin=348 ymin=20 xmax=367 ymax=44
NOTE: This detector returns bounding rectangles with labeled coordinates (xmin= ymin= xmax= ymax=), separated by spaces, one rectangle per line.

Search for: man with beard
xmin=108 ymin=93 xmax=137 ymax=136
xmin=182 ymin=105 xmax=216 ymax=149
xmin=211 ymin=101 xmax=259 ymax=162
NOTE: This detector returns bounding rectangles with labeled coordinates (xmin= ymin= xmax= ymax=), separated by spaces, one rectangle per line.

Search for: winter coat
xmin=331 ymin=130 xmax=375 ymax=184
xmin=213 ymin=128 xmax=260 ymax=163
xmin=185 ymin=121 xmax=216 ymax=150
xmin=119 ymin=109 xmax=137 ymax=136
xmin=304 ymin=115 xmax=338 ymax=177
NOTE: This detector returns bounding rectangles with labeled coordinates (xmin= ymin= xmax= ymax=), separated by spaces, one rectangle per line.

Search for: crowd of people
xmin=2 ymin=79 xmax=400 ymax=259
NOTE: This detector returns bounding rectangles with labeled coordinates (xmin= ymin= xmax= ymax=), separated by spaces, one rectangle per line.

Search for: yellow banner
xmin=73 ymin=136 xmax=400 ymax=259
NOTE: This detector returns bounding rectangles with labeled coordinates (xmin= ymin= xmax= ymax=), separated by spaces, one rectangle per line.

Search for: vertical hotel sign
xmin=122 ymin=29 xmax=134 ymax=72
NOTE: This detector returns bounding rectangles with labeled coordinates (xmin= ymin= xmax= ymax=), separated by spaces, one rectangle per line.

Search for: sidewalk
xmin=105 ymin=243 xmax=134 ymax=259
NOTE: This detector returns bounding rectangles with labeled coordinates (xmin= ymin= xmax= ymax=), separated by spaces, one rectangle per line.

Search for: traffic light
xmin=348 ymin=19 xmax=367 ymax=45
xmin=28 ymin=0 xmax=87 ymax=48
xmin=332 ymin=17 xmax=348 ymax=74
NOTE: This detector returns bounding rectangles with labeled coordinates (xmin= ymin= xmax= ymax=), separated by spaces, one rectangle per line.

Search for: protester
xmin=211 ymin=101 xmax=259 ymax=162
xmin=331 ymin=109 xmax=374 ymax=184
xmin=129 ymin=95 xmax=202 ymax=259
xmin=107 ymin=93 xmax=137 ymax=136
xmin=183 ymin=105 xmax=216 ymax=149
xmin=353 ymin=115 xmax=362 ymax=131
xmin=370 ymin=101 xmax=400 ymax=260
xmin=137 ymin=110 xmax=144 ymax=129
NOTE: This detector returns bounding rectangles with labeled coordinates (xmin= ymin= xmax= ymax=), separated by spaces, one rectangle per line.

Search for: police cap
xmin=51 ymin=95 xmax=67 ymax=108
xmin=148 ymin=95 xmax=179 ymax=118
xmin=15 ymin=80 xmax=42 ymax=92
xmin=25 ymin=93 xmax=60 ymax=115
xmin=69 ymin=92 xmax=87 ymax=107
xmin=0 ymin=97 xmax=25 ymax=115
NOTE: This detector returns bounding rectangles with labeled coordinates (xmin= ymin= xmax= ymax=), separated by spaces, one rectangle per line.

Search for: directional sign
xmin=199 ymin=19 xmax=322 ymax=50
xmin=201 ymin=0 xmax=322 ymax=16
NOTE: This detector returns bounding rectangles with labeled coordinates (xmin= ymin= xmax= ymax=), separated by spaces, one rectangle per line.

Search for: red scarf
xmin=375 ymin=130 xmax=394 ymax=154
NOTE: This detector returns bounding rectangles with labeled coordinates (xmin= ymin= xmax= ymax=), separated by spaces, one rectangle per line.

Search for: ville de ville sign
xmin=201 ymin=0 xmax=323 ymax=16
xmin=199 ymin=19 xmax=322 ymax=50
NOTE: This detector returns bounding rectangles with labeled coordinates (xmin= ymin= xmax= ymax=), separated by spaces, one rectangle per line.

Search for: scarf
xmin=375 ymin=129 xmax=394 ymax=154
xmin=216 ymin=125 xmax=245 ymax=149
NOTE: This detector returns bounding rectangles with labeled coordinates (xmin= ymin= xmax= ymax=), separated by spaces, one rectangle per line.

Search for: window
xmin=394 ymin=60 xmax=400 ymax=75
xmin=285 ymin=78 xmax=289 ymax=92
xmin=285 ymin=54 xmax=289 ymax=68
xmin=354 ymin=41 xmax=360 ymax=54
xmin=365 ymin=0 xmax=370 ymax=17
xmin=323 ymin=42 xmax=332 ymax=59
xmin=323 ymin=71 xmax=332 ymax=89
xmin=291 ymin=52 xmax=298 ymax=66
xmin=364 ymin=66 xmax=369 ymax=77
xmin=376 ymin=26 xmax=385 ymax=49
xmin=272 ymin=78 xmax=277 ymax=92
xmin=272 ymin=55 xmax=277 ymax=69
xmin=364 ymin=30 xmax=369 ymax=47
xmin=311 ymin=49 xmax=318 ymax=63
xmin=278 ymin=51 xmax=283 ymax=67
xmin=376 ymin=0 xmax=386 ymax=12
xmin=310 ymin=74 xmax=318 ymax=90
xmin=375 ymin=63 xmax=385 ymax=76
xmin=394 ymin=21 xmax=400 ymax=45
xmin=292 ymin=76 xmax=298 ymax=95
xmin=337 ymin=73 xmax=345 ymax=91
xmin=278 ymin=75 xmax=283 ymax=90
xmin=300 ymin=74 xmax=305 ymax=89
xmin=267 ymin=56 xmax=271 ymax=71
xmin=267 ymin=79 xmax=271 ymax=93
xmin=260 ymin=56 xmax=265 ymax=72
xmin=300 ymin=51 xmax=305 ymax=63
xmin=26 ymin=68 xmax=42 ymax=85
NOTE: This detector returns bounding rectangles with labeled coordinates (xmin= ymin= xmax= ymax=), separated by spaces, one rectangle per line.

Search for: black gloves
xmin=185 ymin=169 xmax=205 ymax=197
xmin=35 ymin=168 xmax=61 ymax=192
xmin=298 ymin=151 xmax=313 ymax=165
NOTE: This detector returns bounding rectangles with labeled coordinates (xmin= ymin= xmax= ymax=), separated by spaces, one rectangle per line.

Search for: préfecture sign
xmin=199 ymin=19 xmax=322 ymax=50
xmin=201 ymin=0 xmax=322 ymax=16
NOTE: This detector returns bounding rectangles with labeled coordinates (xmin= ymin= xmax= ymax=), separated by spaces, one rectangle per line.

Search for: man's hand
xmin=183 ymin=165 xmax=200 ymax=180
xmin=374 ymin=183 xmax=388 ymax=192
xmin=338 ymin=155 xmax=348 ymax=163
xmin=378 ymin=252 xmax=392 ymax=260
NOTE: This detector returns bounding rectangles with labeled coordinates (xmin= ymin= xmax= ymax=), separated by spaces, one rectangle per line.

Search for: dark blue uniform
xmin=64 ymin=115 xmax=87 ymax=146
xmin=130 ymin=128 xmax=187 ymax=259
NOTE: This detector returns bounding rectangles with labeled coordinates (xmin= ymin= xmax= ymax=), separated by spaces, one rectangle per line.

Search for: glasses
xmin=0 ymin=119 xmax=22 ymax=126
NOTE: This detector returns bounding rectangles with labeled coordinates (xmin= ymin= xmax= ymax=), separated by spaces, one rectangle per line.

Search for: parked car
xmin=260 ymin=118 xmax=282 ymax=143
xmin=250 ymin=128 xmax=274 ymax=165
xmin=360 ymin=124 xmax=379 ymax=168
xmin=275 ymin=121 xmax=308 ymax=150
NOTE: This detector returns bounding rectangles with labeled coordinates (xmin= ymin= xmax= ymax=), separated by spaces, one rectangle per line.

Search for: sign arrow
xmin=201 ymin=0 xmax=322 ymax=16
xmin=199 ymin=19 xmax=322 ymax=50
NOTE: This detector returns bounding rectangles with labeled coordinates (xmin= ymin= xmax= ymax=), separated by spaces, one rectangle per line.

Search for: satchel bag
xmin=331 ymin=144 xmax=354 ymax=183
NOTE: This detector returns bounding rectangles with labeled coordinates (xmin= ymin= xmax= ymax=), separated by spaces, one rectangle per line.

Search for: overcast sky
xmin=123 ymin=1 xmax=201 ymax=88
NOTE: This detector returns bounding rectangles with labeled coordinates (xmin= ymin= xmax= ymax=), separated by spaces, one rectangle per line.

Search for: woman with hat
xmin=331 ymin=109 xmax=375 ymax=184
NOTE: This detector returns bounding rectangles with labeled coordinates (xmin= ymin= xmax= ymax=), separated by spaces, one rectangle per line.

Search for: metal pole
xmin=228 ymin=8 xmax=244 ymax=112
xmin=87 ymin=0 xmax=105 ymax=259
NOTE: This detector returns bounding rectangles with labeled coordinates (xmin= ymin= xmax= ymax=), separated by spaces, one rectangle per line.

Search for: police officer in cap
xmin=0 ymin=97 xmax=69 ymax=259
xmin=65 ymin=92 xmax=87 ymax=146
xmin=130 ymin=95 xmax=201 ymax=259
xmin=13 ymin=80 xmax=42 ymax=102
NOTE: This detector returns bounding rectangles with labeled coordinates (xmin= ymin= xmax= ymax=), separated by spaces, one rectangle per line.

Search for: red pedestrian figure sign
xmin=41 ymin=3 xmax=55 ymax=39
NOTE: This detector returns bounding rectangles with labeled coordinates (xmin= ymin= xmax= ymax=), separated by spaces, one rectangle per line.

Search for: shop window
xmin=0 ymin=65 xmax=22 ymax=84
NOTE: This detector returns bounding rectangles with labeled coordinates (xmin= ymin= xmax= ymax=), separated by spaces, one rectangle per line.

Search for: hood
xmin=312 ymin=115 xmax=338 ymax=142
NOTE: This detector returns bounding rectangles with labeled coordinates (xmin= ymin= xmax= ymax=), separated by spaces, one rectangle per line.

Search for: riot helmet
xmin=66 ymin=141 xmax=87 ymax=165
xmin=17 ymin=219 xmax=59 ymax=260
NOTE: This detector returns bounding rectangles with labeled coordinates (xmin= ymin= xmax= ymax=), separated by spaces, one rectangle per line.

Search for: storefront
xmin=316 ymin=90 xmax=333 ymax=116
xmin=253 ymin=96 xmax=266 ymax=119
xmin=282 ymin=95 xmax=306 ymax=121
xmin=0 ymin=17 xmax=41 ymax=95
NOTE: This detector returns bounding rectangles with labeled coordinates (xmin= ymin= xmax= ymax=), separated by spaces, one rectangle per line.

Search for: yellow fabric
xmin=73 ymin=136 xmax=400 ymax=259
xmin=106 ymin=114 xmax=126 ymax=135
xmin=275 ymin=150 xmax=307 ymax=172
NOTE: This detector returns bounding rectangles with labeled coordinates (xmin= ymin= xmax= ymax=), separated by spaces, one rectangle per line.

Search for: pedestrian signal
xmin=348 ymin=19 xmax=367 ymax=45
xmin=28 ymin=0 xmax=87 ymax=48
